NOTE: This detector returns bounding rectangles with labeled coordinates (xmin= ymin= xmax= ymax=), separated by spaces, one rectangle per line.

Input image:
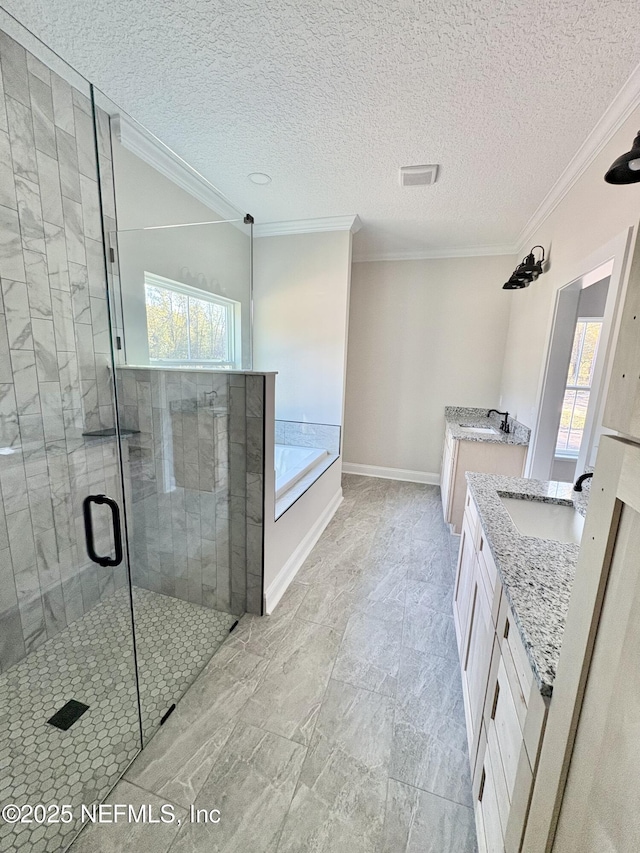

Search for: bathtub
xmin=275 ymin=444 xmax=330 ymax=499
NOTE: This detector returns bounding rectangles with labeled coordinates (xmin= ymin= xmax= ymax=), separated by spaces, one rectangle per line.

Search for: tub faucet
xmin=573 ymin=471 xmax=593 ymax=492
xmin=487 ymin=409 xmax=510 ymax=433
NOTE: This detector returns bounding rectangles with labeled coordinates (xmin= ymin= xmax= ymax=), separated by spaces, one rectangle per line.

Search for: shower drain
xmin=47 ymin=700 xmax=90 ymax=731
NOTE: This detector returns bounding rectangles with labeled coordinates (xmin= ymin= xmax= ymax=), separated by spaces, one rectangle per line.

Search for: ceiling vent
xmin=399 ymin=164 xmax=439 ymax=187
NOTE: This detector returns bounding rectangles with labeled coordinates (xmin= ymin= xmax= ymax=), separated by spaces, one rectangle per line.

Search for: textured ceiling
xmin=5 ymin=0 xmax=640 ymax=258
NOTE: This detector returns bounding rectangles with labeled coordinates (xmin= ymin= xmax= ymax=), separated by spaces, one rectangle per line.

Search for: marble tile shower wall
xmin=117 ymin=369 xmax=264 ymax=617
xmin=275 ymin=420 xmax=341 ymax=454
xmin=0 ymin=30 xmax=127 ymax=672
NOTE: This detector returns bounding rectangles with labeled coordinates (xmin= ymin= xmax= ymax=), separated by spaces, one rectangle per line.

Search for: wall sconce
xmin=604 ymin=131 xmax=640 ymax=184
xmin=503 ymin=246 xmax=546 ymax=290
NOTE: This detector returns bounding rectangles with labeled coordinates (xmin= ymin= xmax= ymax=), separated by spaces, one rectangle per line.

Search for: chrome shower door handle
xmin=82 ymin=494 xmax=124 ymax=567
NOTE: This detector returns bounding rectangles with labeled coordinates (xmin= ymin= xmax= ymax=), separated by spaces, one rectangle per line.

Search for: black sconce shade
xmin=503 ymin=246 xmax=546 ymax=290
xmin=605 ymin=131 xmax=640 ymax=184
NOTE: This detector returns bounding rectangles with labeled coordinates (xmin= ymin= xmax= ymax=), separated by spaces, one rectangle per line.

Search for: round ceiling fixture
xmin=248 ymin=172 xmax=272 ymax=185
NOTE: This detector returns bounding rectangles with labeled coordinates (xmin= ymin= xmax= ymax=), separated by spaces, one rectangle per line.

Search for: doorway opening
xmin=550 ymin=280 xmax=608 ymax=482
xmin=527 ymin=228 xmax=634 ymax=483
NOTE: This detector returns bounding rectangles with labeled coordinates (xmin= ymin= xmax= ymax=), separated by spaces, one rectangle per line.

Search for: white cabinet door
xmin=441 ymin=434 xmax=456 ymax=522
xmin=454 ymin=511 xmax=477 ymax=657
xmin=464 ymin=570 xmax=495 ymax=748
xmin=478 ymin=735 xmax=506 ymax=853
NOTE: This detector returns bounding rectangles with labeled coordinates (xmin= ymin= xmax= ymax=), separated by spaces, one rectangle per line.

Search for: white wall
xmin=254 ymin=231 xmax=353 ymax=609
xmin=253 ymin=231 xmax=353 ymax=426
xmin=343 ymin=255 xmax=515 ymax=476
xmin=578 ymin=277 xmax=609 ymax=317
xmin=261 ymin=373 xmax=343 ymax=611
xmin=112 ymin=144 xmax=252 ymax=367
xmin=500 ymin=106 xmax=640 ymax=428
xmin=264 ymin=463 xmax=343 ymax=607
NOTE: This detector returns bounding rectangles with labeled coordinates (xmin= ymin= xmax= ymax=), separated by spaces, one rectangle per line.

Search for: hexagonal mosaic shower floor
xmin=0 ymin=587 xmax=236 ymax=853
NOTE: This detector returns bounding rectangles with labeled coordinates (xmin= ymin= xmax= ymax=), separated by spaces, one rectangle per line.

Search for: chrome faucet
xmin=573 ymin=471 xmax=593 ymax=492
xmin=487 ymin=409 xmax=510 ymax=433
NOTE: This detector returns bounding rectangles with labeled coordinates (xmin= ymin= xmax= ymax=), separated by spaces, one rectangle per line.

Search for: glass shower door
xmin=0 ymin=22 xmax=142 ymax=853
xmin=92 ymin=87 xmax=256 ymax=741
xmin=105 ymin=218 xmax=253 ymax=741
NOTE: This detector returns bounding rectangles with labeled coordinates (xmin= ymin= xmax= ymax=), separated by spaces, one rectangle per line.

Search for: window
xmin=555 ymin=319 xmax=603 ymax=457
xmin=144 ymin=273 xmax=239 ymax=367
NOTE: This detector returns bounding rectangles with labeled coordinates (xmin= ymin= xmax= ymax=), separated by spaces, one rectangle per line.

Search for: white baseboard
xmin=264 ymin=489 xmax=343 ymax=614
xmin=342 ymin=462 xmax=440 ymax=486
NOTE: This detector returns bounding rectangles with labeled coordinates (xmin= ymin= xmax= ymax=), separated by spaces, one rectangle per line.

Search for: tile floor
xmin=0 ymin=587 xmax=234 ymax=853
xmin=67 ymin=474 xmax=477 ymax=853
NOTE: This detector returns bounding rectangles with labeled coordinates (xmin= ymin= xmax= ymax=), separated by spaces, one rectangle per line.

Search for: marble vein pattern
xmin=115 ymin=367 xmax=265 ymax=617
xmin=0 ymin=28 xmax=125 ymax=674
xmin=445 ymin=405 xmax=531 ymax=445
xmin=68 ymin=474 xmax=477 ymax=853
xmin=69 ymin=780 xmax=187 ymax=853
xmin=382 ymin=780 xmax=477 ymax=853
xmin=465 ymin=470 xmax=591 ymax=695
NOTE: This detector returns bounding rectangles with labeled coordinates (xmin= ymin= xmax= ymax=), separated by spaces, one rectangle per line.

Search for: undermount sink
xmin=500 ymin=496 xmax=584 ymax=545
xmin=458 ymin=425 xmax=498 ymax=435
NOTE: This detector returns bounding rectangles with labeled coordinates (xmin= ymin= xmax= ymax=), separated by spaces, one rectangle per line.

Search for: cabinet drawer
xmin=454 ymin=512 xmax=477 ymax=653
xmin=477 ymin=736 xmax=505 ymax=853
xmin=486 ymin=661 xmax=535 ymax=852
xmin=464 ymin=490 xmax=480 ymax=539
xmin=487 ymin=720 xmax=510 ymax=836
xmin=499 ymin=629 xmax=528 ymax=732
xmin=489 ymin=657 xmax=528 ymax=800
xmin=477 ymin=526 xmax=498 ymax=594
xmin=498 ymin=597 xmax=535 ymax=705
xmin=464 ymin=574 xmax=495 ymax=741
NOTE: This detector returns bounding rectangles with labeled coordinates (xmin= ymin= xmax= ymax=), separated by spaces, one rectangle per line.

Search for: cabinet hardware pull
xmin=479 ymin=768 xmax=486 ymax=802
xmin=491 ymin=682 xmax=500 ymax=719
xmin=504 ymin=618 xmax=510 ymax=640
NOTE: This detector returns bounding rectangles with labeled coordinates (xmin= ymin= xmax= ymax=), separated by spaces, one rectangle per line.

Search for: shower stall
xmin=0 ymin=18 xmax=264 ymax=853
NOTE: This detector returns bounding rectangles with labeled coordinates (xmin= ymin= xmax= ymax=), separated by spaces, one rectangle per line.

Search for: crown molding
xmin=352 ymin=244 xmax=516 ymax=263
xmin=516 ymin=61 xmax=640 ymax=254
xmin=112 ymin=114 xmax=245 ymax=223
xmin=254 ymin=215 xmax=361 ymax=238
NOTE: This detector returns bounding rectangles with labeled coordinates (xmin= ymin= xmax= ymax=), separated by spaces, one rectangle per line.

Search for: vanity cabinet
xmin=441 ymin=433 xmax=527 ymax=534
xmin=454 ymin=489 xmax=549 ymax=853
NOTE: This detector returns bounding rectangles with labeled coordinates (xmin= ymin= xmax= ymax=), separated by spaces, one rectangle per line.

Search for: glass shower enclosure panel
xmin=0 ymin=20 xmax=141 ymax=853
xmin=93 ymin=89 xmax=255 ymax=742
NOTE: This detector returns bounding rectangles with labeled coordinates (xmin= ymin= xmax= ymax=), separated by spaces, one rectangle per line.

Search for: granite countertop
xmin=465 ymin=471 xmax=592 ymax=697
xmin=445 ymin=406 xmax=531 ymax=446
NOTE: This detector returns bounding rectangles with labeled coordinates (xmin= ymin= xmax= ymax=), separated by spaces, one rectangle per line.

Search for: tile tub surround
xmin=465 ymin=471 xmax=592 ymax=695
xmin=275 ymin=419 xmax=341 ymax=454
xmin=445 ymin=405 xmax=531 ymax=445
xmin=68 ymin=474 xmax=477 ymax=853
xmin=0 ymin=28 xmax=126 ymax=672
xmin=273 ymin=420 xmax=341 ymax=517
xmin=0 ymin=585 xmax=234 ymax=853
xmin=116 ymin=367 xmax=266 ymax=616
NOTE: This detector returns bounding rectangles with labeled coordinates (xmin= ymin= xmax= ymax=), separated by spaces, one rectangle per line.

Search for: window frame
xmin=144 ymin=272 xmax=241 ymax=369
xmin=555 ymin=317 xmax=603 ymax=460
